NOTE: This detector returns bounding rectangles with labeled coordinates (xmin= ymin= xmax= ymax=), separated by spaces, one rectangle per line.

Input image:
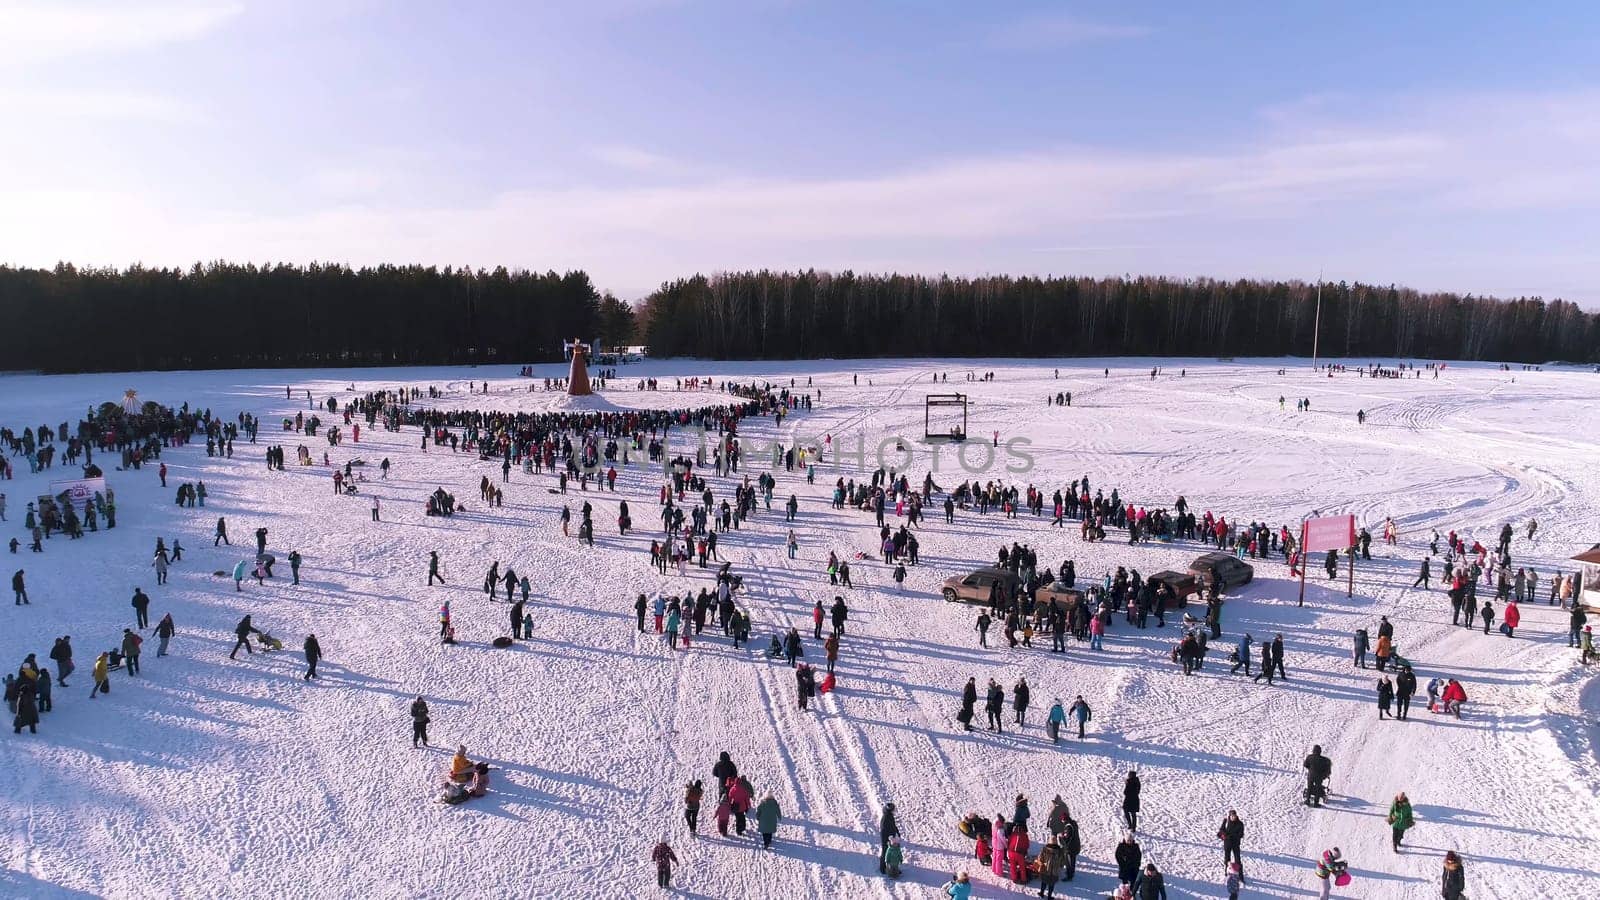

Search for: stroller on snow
xmin=256 ymin=631 xmax=285 ymax=652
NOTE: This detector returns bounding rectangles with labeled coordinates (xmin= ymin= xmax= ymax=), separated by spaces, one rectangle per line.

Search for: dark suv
xmin=1147 ymin=570 xmax=1199 ymax=607
xmin=1189 ymin=552 xmax=1254 ymax=591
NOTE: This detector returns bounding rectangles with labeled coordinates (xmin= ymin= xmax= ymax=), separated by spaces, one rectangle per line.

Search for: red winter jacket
xmin=727 ymin=780 xmax=752 ymax=813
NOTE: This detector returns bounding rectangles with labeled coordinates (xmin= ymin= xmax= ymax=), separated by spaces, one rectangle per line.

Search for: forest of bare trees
xmin=1 ymin=263 xmax=1594 ymax=372
xmin=640 ymin=271 xmax=1599 ymax=364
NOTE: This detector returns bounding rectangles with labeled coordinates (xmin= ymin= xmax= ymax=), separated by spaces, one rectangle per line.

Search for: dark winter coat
xmin=1396 ymin=670 xmax=1417 ymax=699
xmin=880 ymin=807 xmax=899 ymax=840
xmin=13 ymin=680 xmax=39 ymax=728
xmin=985 ymin=685 xmax=1004 ymax=714
xmin=304 ymin=636 xmax=321 ymax=663
xmin=1219 ymin=816 xmax=1244 ymax=845
xmin=1304 ymin=752 xmax=1332 ymax=782
xmin=1441 ymin=859 xmax=1465 ymax=899
xmin=1114 ymin=841 xmax=1142 ymax=882
xmin=712 ymin=753 xmax=738 ymax=787
xmin=1137 ymin=872 xmax=1167 ymax=900
xmin=1123 ymin=773 xmax=1141 ymax=812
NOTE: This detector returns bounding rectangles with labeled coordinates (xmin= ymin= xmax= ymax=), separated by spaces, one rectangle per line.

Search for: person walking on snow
xmin=1069 ymin=695 xmax=1091 ymax=738
xmin=1122 ymin=771 xmax=1141 ymax=831
xmin=1218 ymin=809 xmax=1245 ymax=880
xmin=1388 ymin=792 xmax=1415 ymax=851
xmin=985 ymin=680 xmax=1005 ymax=732
xmin=155 ymin=613 xmax=175 ymax=656
xmin=1046 ymin=699 xmax=1065 ymax=743
xmin=229 ymin=615 xmax=255 ymax=659
xmin=1441 ymin=850 xmax=1466 ymax=900
xmin=651 ymin=841 xmax=678 ymax=888
xmin=303 ymin=634 xmax=321 ymax=680
xmin=878 ymin=802 xmax=900 ymax=873
xmin=90 ymin=652 xmax=109 ymax=698
xmin=755 ymin=793 xmax=782 ymax=848
xmin=131 ymin=588 xmax=150 ymax=629
xmin=683 ymin=780 xmax=703 ymax=834
xmin=410 ymin=696 xmax=430 ymax=747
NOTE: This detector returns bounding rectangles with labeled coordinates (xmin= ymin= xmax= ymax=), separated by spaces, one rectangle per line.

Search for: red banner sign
xmin=1302 ymin=515 xmax=1355 ymax=552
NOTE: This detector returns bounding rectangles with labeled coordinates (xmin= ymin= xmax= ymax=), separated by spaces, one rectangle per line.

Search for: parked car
xmin=941 ymin=567 xmax=1020 ymax=603
xmin=1147 ymin=570 xmax=1199 ymax=607
xmin=1189 ymin=553 xmax=1254 ymax=591
xmin=1037 ymin=582 xmax=1085 ymax=612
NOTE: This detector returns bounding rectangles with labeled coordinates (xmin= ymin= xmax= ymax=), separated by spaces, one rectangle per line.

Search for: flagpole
xmin=1311 ymin=269 xmax=1323 ymax=371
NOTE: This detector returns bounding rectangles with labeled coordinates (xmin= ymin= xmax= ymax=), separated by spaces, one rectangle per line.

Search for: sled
xmin=957 ymin=815 xmax=991 ymax=839
xmin=491 ymin=636 xmax=514 ymax=649
xmin=1335 ymin=871 xmax=1352 ymax=887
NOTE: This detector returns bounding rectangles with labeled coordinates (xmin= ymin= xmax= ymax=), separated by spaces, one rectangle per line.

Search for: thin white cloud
xmin=2 ymin=89 xmax=1598 ymax=304
xmin=986 ymin=13 xmax=1149 ymax=50
xmin=0 ymin=87 xmax=195 ymax=122
xmin=0 ymin=1 xmax=243 ymax=66
xmin=592 ymin=145 xmax=700 ymax=176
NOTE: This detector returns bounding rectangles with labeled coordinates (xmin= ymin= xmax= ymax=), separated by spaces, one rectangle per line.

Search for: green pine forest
xmin=1 ymin=263 xmax=1594 ymax=372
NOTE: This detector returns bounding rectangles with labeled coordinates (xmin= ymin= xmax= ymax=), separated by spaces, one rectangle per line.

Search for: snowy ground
xmin=2 ymin=358 xmax=1598 ymax=900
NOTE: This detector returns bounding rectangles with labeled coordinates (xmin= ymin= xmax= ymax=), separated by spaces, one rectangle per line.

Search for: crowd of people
xmin=5 ymin=364 xmax=1586 ymax=899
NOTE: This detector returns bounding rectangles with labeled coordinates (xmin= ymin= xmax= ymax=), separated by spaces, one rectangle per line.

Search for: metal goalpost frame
xmin=924 ymin=393 xmax=969 ymax=441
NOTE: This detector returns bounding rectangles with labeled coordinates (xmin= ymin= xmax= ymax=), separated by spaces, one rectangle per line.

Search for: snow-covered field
xmin=3 ymin=358 xmax=1598 ymax=900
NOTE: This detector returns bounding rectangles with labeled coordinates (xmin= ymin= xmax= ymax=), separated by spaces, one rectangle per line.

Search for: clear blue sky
xmin=3 ymin=1 xmax=1598 ymax=303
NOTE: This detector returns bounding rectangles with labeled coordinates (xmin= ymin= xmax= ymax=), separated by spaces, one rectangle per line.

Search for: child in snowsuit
xmin=651 ymin=841 xmax=678 ymax=888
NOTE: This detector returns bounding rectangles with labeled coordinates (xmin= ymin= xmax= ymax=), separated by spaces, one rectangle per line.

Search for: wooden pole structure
xmin=1298 ymin=522 xmax=1308 ymax=607
xmin=1348 ymin=539 xmax=1356 ymax=599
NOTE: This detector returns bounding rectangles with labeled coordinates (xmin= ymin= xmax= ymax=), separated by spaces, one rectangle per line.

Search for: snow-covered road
xmin=2 ymin=358 xmax=1597 ymax=899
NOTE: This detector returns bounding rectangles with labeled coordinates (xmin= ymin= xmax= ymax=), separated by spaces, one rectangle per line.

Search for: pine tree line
xmin=2 ymin=263 xmax=1594 ymax=372
xmin=639 ymin=271 xmax=1600 ymax=363
xmin=0 ymin=263 xmax=636 ymax=373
